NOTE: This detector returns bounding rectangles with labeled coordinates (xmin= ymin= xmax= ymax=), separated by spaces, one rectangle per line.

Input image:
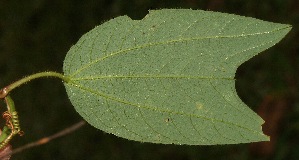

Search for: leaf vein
xmin=66 ymin=81 xmax=261 ymax=135
xmin=69 ymin=28 xmax=286 ymax=77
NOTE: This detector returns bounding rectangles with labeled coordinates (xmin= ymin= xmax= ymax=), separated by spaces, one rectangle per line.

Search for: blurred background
xmin=0 ymin=0 xmax=298 ymax=159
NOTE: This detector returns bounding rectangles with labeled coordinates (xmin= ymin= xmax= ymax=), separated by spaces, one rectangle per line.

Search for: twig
xmin=0 ymin=120 xmax=86 ymax=159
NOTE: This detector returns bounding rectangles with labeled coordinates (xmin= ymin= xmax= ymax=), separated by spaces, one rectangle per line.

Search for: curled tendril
xmin=0 ymin=96 xmax=23 ymax=149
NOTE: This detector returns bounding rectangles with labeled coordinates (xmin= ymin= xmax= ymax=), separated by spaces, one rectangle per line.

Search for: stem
xmin=0 ymin=120 xmax=86 ymax=159
xmin=0 ymin=71 xmax=69 ymax=98
xmin=4 ymin=96 xmax=15 ymax=113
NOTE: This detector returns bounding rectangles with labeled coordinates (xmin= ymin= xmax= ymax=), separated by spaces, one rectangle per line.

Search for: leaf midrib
xmin=70 ymin=75 xmax=235 ymax=81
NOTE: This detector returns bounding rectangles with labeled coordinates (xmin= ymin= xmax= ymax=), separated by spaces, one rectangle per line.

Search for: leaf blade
xmin=63 ymin=9 xmax=291 ymax=145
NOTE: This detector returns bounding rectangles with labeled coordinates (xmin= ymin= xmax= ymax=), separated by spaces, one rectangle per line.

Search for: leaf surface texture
xmin=63 ymin=9 xmax=291 ymax=145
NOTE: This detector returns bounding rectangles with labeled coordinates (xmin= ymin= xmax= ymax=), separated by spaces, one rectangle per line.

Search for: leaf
xmin=63 ymin=9 xmax=291 ymax=145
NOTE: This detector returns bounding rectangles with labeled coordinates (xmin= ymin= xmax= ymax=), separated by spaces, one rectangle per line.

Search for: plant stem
xmin=0 ymin=71 xmax=69 ymax=98
xmin=0 ymin=120 xmax=86 ymax=159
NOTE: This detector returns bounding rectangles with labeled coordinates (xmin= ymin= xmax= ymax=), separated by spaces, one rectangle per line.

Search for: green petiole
xmin=0 ymin=71 xmax=69 ymax=98
xmin=0 ymin=71 xmax=68 ymax=149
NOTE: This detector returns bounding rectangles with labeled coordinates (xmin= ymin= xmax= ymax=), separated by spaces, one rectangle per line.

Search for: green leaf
xmin=63 ymin=9 xmax=291 ymax=145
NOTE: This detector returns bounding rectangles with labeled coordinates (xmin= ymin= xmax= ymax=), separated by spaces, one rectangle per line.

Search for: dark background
xmin=0 ymin=0 xmax=298 ymax=159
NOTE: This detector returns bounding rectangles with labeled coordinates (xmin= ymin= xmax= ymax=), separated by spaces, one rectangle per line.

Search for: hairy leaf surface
xmin=63 ymin=9 xmax=291 ymax=145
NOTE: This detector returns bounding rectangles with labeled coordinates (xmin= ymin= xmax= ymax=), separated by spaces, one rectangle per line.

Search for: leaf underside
xmin=63 ymin=9 xmax=291 ymax=145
